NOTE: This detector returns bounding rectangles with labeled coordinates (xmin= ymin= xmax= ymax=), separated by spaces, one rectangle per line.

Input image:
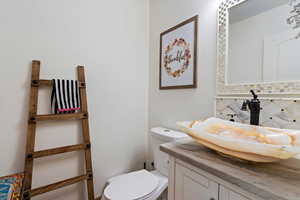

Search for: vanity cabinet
xmin=174 ymin=163 xmax=218 ymax=200
xmin=219 ymin=186 xmax=250 ymax=200
xmin=162 ymin=141 xmax=299 ymax=200
xmin=169 ymin=158 xmax=260 ymax=200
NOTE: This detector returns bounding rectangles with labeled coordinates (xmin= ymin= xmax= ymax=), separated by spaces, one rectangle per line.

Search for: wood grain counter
xmin=160 ymin=139 xmax=300 ymax=200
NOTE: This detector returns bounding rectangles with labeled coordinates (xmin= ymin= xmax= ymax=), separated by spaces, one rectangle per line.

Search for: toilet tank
xmin=150 ymin=127 xmax=189 ymax=177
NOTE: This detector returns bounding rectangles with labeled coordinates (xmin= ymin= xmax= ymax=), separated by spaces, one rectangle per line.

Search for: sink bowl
xmin=177 ymin=118 xmax=300 ymax=163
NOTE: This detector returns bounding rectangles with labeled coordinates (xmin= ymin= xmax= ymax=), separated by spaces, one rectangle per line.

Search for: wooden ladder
xmin=22 ymin=60 xmax=95 ymax=200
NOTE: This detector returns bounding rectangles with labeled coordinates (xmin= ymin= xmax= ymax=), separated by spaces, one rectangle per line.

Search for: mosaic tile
xmin=216 ymin=98 xmax=300 ymax=129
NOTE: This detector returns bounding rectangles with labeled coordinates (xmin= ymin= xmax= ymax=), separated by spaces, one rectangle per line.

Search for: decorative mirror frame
xmin=217 ymin=0 xmax=300 ymax=95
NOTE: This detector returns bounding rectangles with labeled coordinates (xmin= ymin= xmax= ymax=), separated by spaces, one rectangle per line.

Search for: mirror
xmin=227 ymin=0 xmax=300 ymax=85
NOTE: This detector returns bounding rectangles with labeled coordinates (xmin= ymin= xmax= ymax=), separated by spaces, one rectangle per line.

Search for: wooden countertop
xmin=160 ymin=139 xmax=300 ymax=200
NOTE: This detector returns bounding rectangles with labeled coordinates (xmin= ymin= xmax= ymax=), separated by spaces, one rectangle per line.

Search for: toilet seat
xmin=103 ymin=170 xmax=160 ymax=200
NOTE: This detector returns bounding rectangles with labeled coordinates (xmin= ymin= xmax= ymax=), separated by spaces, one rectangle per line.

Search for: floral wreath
xmin=163 ymin=38 xmax=192 ymax=78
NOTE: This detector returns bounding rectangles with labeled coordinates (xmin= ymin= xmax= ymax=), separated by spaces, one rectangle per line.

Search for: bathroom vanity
xmin=160 ymin=139 xmax=300 ymax=200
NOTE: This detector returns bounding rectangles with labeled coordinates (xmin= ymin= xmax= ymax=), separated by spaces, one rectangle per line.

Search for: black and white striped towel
xmin=51 ymin=79 xmax=81 ymax=114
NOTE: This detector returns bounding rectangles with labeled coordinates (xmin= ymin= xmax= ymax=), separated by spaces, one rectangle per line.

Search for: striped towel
xmin=51 ymin=79 xmax=81 ymax=114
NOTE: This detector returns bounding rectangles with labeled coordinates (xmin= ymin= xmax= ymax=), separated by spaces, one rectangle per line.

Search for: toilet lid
xmin=104 ymin=170 xmax=159 ymax=200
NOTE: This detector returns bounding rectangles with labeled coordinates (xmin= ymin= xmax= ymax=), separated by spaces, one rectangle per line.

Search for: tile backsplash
xmin=216 ymin=97 xmax=300 ymax=129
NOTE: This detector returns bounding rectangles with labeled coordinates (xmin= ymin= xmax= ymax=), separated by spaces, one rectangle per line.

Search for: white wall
xmin=0 ymin=0 xmax=149 ymax=199
xmin=149 ymin=0 xmax=219 ymax=130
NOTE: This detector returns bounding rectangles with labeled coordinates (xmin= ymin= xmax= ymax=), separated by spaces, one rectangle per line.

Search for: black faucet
xmin=241 ymin=90 xmax=260 ymax=126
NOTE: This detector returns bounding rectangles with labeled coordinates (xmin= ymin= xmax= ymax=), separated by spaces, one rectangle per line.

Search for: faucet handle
xmin=250 ymin=90 xmax=258 ymax=99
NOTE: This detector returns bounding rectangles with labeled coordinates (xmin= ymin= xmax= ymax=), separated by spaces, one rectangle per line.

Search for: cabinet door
xmin=219 ymin=185 xmax=251 ymax=200
xmin=175 ymin=163 xmax=218 ymax=200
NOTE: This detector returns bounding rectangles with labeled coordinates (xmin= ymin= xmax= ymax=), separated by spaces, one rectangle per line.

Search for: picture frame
xmin=159 ymin=15 xmax=198 ymax=90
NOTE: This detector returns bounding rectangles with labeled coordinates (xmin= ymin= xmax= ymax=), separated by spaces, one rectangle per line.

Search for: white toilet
xmin=101 ymin=127 xmax=189 ymax=200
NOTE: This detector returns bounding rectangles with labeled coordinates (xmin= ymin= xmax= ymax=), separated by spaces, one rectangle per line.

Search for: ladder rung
xmin=33 ymin=144 xmax=87 ymax=158
xmin=39 ymin=79 xmax=53 ymax=86
xmin=30 ymin=174 xmax=88 ymax=197
xmin=33 ymin=79 xmax=86 ymax=87
xmin=31 ymin=79 xmax=52 ymax=87
xmin=32 ymin=113 xmax=87 ymax=122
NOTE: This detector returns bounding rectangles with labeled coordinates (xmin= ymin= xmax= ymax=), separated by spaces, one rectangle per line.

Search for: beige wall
xmin=149 ymin=0 xmax=220 ymax=131
xmin=0 ymin=0 xmax=149 ymax=199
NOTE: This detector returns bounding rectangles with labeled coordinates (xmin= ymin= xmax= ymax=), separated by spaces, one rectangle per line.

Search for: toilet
xmin=101 ymin=127 xmax=189 ymax=200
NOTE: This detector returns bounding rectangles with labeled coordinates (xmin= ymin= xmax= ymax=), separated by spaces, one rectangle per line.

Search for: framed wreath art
xmin=160 ymin=15 xmax=198 ymax=89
